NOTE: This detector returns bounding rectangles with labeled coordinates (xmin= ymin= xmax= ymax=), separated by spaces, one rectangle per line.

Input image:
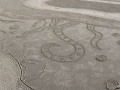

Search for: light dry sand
xmin=0 ymin=0 xmax=120 ymax=90
xmin=0 ymin=52 xmax=20 ymax=90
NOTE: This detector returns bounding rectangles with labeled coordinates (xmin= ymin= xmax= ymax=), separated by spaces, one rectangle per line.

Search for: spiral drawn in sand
xmin=87 ymin=24 xmax=102 ymax=50
xmin=41 ymin=21 xmax=85 ymax=62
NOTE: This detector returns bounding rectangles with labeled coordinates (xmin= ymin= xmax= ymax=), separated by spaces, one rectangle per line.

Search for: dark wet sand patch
xmin=46 ymin=0 xmax=120 ymax=13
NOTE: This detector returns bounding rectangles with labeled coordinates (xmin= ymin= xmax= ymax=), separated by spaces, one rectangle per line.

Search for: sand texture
xmin=0 ymin=0 xmax=120 ymax=90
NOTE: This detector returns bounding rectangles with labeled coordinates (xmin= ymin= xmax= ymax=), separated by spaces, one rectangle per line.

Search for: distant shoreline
xmin=23 ymin=0 xmax=120 ymax=21
xmin=81 ymin=0 xmax=120 ymax=4
xmin=0 ymin=0 xmax=120 ymax=29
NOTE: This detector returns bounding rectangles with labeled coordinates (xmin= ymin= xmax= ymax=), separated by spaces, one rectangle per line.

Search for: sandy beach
xmin=0 ymin=0 xmax=120 ymax=90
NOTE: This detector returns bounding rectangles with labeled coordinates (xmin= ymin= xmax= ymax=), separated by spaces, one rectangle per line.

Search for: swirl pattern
xmin=41 ymin=21 xmax=85 ymax=62
xmin=87 ymin=24 xmax=103 ymax=50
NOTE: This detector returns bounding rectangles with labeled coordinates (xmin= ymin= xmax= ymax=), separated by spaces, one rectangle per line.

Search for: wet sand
xmin=46 ymin=0 xmax=120 ymax=13
xmin=0 ymin=0 xmax=119 ymax=29
xmin=23 ymin=0 xmax=120 ymax=21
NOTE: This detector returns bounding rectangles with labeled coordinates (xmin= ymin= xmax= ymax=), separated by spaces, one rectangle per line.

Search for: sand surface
xmin=0 ymin=0 xmax=120 ymax=90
